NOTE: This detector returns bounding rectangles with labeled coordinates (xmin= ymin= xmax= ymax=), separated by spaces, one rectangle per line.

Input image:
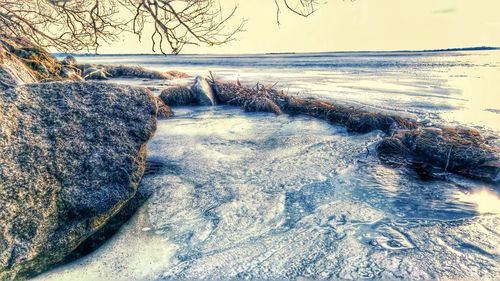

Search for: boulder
xmin=61 ymin=56 xmax=77 ymax=66
xmin=82 ymin=66 xmax=100 ymax=77
xmin=84 ymin=70 xmax=109 ymax=81
xmin=0 ymin=81 xmax=157 ymax=279
xmin=156 ymin=97 xmax=174 ymax=119
xmin=0 ymin=40 xmax=37 ymax=89
xmin=0 ymin=35 xmax=63 ymax=82
xmin=60 ymin=67 xmax=83 ymax=82
xmin=191 ymin=76 xmax=216 ymax=106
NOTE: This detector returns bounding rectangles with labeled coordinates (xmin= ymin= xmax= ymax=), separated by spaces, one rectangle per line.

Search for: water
xmin=37 ymin=52 xmax=500 ymax=280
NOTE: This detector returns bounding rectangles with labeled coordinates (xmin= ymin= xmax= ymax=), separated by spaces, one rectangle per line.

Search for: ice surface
xmin=36 ymin=107 xmax=499 ymax=280
xmin=59 ymin=50 xmax=500 ymax=132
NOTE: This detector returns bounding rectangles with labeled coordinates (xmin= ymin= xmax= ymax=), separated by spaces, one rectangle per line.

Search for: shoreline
xmin=1 ymin=39 xmax=499 ymax=279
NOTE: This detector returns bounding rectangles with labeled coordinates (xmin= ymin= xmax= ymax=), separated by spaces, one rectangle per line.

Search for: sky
xmin=97 ymin=0 xmax=500 ymax=54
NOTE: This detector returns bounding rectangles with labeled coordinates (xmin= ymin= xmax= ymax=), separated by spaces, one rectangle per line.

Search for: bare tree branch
xmin=0 ymin=0 xmax=327 ymax=54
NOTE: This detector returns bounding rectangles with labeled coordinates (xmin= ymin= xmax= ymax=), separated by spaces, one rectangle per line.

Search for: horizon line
xmin=53 ymin=46 xmax=500 ymax=56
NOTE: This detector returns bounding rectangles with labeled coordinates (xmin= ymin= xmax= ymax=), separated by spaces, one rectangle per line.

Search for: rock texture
xmin=191 ymin=76 xmax=216 ymax=106
xmin=0 ymin=81 xmax=157 ymax=279
xmin=60 ymin=67 xmax=84 ymax=82
xmin=0 ymin=36 xmax=64 ymax=83
xmin=0 ymin=39 xmax=37 ymax=89
xmin=156 ymin=97 xmax=174 ymax=119
xmin=84 ymin=69 xmax=109 ymax=81
xmin=61 ymin=56 xmax=77 ymax=67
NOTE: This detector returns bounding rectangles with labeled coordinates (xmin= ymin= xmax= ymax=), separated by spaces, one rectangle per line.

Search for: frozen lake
xmin=39 ymin=51 xmax=500 ymax=280
xmin=37 ymin=107 xmax=499 ymax=280
xmin=56 ymin=50 xmax=500 ymax=132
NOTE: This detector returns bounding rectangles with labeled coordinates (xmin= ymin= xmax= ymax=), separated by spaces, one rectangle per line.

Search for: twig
xmin=444 ymin=146 xmax=453 ymax=173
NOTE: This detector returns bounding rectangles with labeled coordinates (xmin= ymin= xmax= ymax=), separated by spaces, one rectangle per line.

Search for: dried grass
xmin=105 ymin=65 xmax=170 ymax=79
xmin=211 ymin=79 xmax=498 ymax=182
xmin=214 ymin=82 xmax=283 ymax=114
xmin=213 ymin=81 xmax=417 ymax=133
xmin=379 ymin=127 xmax=499 ymax=182
xmin=165 ymin=70 xmax=190 ymax=79
xmin=159 ymin=86 xmax=197 ymax=106
xmin=155 ymin=97 xmax=174 ymax=119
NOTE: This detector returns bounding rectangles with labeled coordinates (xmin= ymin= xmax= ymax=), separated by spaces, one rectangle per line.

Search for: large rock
xmin=61 ymin=56 xmax=78 ymax=67
xmin=0 ymin=40 xmax=37 ymax=89
xmin=0 ymin=81 xmax=157 ymax=279
xmin=191 ymin=76 xmax=216 ymax=106
xmin=0 ymin=36 xmax=63 ymax=82
xmin=155 ymin=97 xmax=174 ymax=119
xmin=60 ymin=67 xmax=83 ymax=82
xmin=84 ymin=69 xmax=109 ymax=81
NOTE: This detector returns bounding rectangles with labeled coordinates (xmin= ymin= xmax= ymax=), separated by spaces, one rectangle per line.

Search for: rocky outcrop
xmin=0 ymin=36 xmax=64 ymax=82
xmin=0 ymin=39 xmax=37 ymax=89
xmin=191 ymin=76 xmax=217 ymax=106
xmin=0 ymin=81 xmax=158 ymax=279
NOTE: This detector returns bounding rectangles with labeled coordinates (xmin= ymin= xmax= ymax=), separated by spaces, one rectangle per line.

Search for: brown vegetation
xmin=0 ymin=35 xmax=64 ymax=81
xmin=159 ymin=86 xmax=198 ymax=106
xmin=209 ymin=80 xmax=498 ymax=182
xmin=156 ymin=97 xmax=174 ymax=119
xmin=214 ymin=82 xmax=283 ymax=114
xmin=378 ymin=127 xmax=499 ymax=182
xmin=105 ymin=65 xmax=172 ymax=80
xmin=165 ymin=70 xmax=191 ymax=79
xmin=213 ymin=81 xmax=418 ymax=133
xmin=77 ymin=64 xmax=189 ymax=80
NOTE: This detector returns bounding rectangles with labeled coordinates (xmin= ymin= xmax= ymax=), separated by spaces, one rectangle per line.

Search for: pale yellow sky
xmin=98 ymin=0 xmax=500 ymax=54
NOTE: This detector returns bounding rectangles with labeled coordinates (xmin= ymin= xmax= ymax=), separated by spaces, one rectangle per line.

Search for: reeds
xmin=157 ymin=77 xmax=499 ymax=182
xmin=159 ymin=86 xmax=197 ymax=106
xmin=378 ymin=127 xmax=499 ymax=181
xmin=155 ymin=97 xmax=174 ymax=119
xmin=212 ymin=80 xmax=498 ymax=182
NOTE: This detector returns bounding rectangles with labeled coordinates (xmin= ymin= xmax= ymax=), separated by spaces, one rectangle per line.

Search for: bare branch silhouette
xmin=0 ymin=0 xmax=324 ymax=53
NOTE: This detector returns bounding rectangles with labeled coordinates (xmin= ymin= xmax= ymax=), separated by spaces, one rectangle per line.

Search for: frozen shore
xmin=36 ymin=106 xmax=500 ymax=280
